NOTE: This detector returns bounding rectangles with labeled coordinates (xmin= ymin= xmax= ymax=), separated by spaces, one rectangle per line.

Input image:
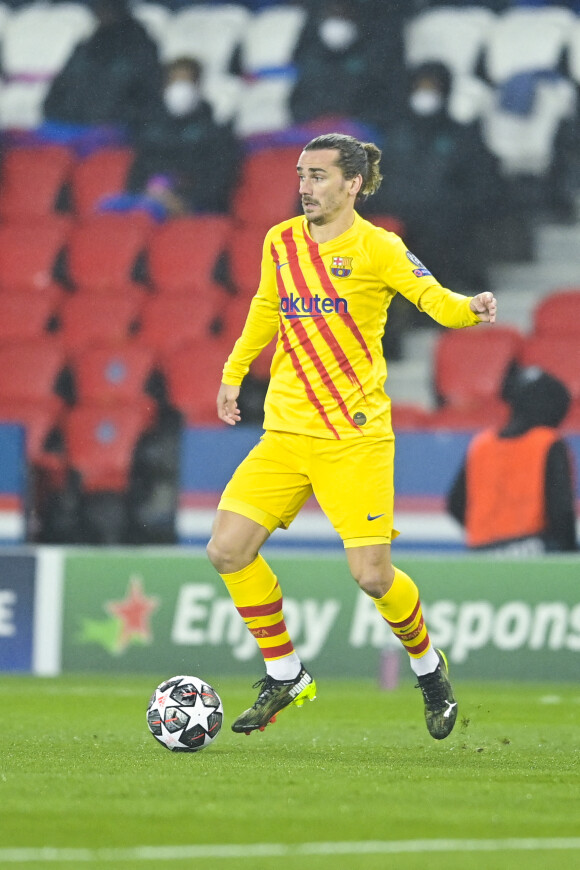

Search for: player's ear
xmin=349 ymin=174 xmax=363 ymax=198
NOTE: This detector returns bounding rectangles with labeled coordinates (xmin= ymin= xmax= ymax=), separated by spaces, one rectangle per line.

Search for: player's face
xmin=297 ymin=149 xmax=360 ymax=226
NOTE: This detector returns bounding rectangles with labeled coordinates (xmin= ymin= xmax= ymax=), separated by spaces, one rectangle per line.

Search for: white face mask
xmin=409 ymin=89 xmax=444 ymax=117
xmin=163 ymin=80 xmax=201 ymax=117
xmin=318 ymin=17 xmax=358 ymax=52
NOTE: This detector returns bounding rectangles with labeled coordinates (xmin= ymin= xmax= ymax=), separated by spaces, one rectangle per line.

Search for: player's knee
xmin=206 ymin=534 xmax=250 ymax=575
xmin=206 ymin=535 xmax=231 ymax=573
xmin=352 ymin=564 xmax=395 ymax=599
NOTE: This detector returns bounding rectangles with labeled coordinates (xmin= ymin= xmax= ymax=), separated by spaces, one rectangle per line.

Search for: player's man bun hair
xmin=360 ymin=142 xmax=383 ymax=197
xmin=303 ymin=133 xmax=383 ymax=201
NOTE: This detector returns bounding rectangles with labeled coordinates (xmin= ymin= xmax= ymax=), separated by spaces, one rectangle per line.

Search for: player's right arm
xmin=218 ymin=231 xmax=279 ymax=423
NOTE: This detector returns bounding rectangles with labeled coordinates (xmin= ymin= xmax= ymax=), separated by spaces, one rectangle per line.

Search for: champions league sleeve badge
xmin=406 ymin=250 xmax=432 ymax=278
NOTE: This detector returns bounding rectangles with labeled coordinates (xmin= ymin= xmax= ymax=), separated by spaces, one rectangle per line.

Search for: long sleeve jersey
xmin=222 ymin=212 xmax=480 ymax=440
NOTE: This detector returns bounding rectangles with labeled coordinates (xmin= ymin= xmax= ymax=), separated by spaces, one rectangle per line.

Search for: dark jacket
xmin=44 ymin=15 xmax=163 ymax=133
xmin=129 ymin=101 xmax=240 ymax=214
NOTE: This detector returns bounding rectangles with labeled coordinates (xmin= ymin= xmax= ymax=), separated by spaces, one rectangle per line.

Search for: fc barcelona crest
xmin=330 ymin=256 xmax=353 ymax=278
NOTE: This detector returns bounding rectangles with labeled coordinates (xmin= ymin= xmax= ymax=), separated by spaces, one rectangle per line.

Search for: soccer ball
xmin=146 ymin=675 xmax=223 ymax=752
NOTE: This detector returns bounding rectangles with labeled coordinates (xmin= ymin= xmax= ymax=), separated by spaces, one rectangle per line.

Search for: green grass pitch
xmin=1 ymin=674 xmax=579 ymax=870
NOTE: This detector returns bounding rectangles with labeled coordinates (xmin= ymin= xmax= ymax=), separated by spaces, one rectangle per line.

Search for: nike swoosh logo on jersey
xmin=277 ymin=262 xmax=289 ymax=270
xmin=367 ymin=513 xmax=385 ymax=521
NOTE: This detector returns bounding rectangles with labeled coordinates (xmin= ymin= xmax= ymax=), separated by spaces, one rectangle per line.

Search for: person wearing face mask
xmin=43 ymin=0 xmax=162 ymax=135
xmin=289 ymin=1 xmax=407 ymax=129
xmin=363 ymin=62 xmax=503 ymax=299
xmin=128 ymin=57 xmax=240 ymax=216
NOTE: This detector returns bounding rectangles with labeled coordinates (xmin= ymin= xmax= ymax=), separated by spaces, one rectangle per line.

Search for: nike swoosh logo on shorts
xmin=367 ymin=513 xmax=385 ymax=521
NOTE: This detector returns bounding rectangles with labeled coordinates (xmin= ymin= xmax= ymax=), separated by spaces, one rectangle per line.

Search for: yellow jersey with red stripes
xmin=222 ymin=212 xmax=480 ymax=440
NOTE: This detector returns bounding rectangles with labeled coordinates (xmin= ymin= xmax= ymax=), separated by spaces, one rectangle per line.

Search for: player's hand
xmin=217 ymin=383 xmax=241 ymax=426
xmin=470 ymin=291 xmax=497 ymax=323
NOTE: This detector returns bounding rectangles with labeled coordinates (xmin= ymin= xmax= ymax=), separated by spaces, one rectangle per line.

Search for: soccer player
xmin=207 ymin=133 xmax=497 ymax=740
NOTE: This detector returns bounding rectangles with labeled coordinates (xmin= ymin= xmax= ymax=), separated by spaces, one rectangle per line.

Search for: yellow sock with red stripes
xmin=220 ymin=555 xmax=300 ymax=679
xmin=372 ymin=566 xmax=439 ymax=675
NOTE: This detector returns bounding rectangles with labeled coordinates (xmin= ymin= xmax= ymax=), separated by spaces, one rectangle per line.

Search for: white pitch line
xmin=1 ymin=838 xmax=580 ymax=863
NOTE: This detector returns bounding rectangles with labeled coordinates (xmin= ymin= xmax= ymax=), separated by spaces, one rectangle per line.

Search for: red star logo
xmin=106 ymin=576 xmax=159 ymax=653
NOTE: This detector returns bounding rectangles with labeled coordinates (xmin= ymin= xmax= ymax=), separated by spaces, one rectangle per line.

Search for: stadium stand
xmin=0 ymin=1 xmax=579 ymax=543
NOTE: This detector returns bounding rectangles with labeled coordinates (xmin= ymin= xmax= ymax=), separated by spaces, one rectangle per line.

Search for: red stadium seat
xmin=0 ymin=292 xmax=58 ymax=344
xmin=434 ymin=325 xmax=523 ymax=407
xmin=136 ymin=292 xmax=221 ymax=358
xmin=227 ymin=223 xmax=266 ymax=297
xmin=163 ymin=336 xmax=233 ymax=425
xmin=69 ymin=147 xmax=135 ymax=217
xmin=0 ymin=145 xmax=75 ymax=221
xmin=519 ymin=335 xmax=580 ymax=400
xmin=57 ymin=293 xmax=142 ymax=357
xmin=0 ymin=339 xmax=66 ymax=410
xmin=0 ymin=218 xmax=69 ymax=294
xmin=67 ymin=213 xmax=150 ymax=294
xmin=147 ymin=215 xmax=231 ymax=295
xmin=231 ymin=147 xmax=300 ymax=226
xmin=532 ymin=288 xmax=580 ymax=338
xmin=71 ymin=343 xmax=157 ymax=419
xmin=63 ymin=404 xmax=150 ymax=492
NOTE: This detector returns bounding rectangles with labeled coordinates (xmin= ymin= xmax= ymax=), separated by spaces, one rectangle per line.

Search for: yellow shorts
xmin=218 ymin=430 xmax=396 ymax=548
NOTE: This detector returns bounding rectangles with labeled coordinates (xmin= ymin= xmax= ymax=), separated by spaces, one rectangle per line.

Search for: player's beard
xmin=302 ymin=184 xmax=348 ymax=225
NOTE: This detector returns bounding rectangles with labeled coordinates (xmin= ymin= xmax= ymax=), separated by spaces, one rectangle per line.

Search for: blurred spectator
xmin=43 ymin=0 xmax=163 ymax=135
xmin=364 ymin=62 xmax=503 ymax=294
xmin=289 ymin=0 xmax=406 ymax=129
xmin=127 ymin=57 xmax=240 ymax=215
xmin=447 ymin=367 xmax=578 ymax=554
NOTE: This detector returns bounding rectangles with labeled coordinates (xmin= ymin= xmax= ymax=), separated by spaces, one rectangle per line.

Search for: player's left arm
xmin=379 ymin=234 xmax=497 ymax=328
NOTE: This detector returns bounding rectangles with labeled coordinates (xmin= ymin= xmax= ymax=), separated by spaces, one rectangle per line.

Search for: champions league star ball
xmin=146 ymin=675 xmax=223 ymax=752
